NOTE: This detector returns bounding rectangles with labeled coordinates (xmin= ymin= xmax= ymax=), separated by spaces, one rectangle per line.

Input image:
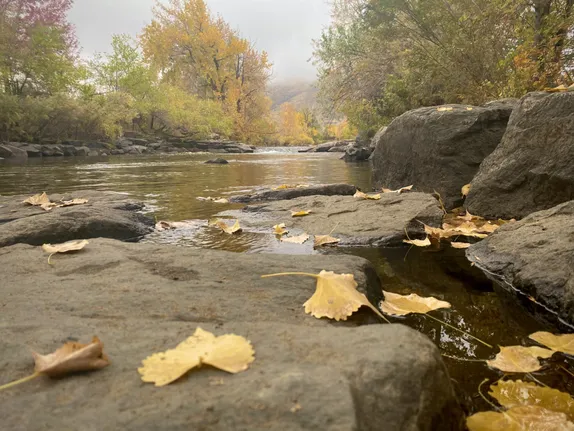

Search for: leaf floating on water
xmin=529 ymin=332 xmax=574 ymax=356
xmin=273 ymin=223 xmax=289 ymax=236
xmin=214 ymin=219 xmax=242 ymax=234
xmin=281 ymin=234 xmax=310 ymax=244
xmin=489 ymin=380 xmax=574 ymax=421
xmin=261 ymin=270 xmax=388 ymax=322
xmin=291 ymin=210 xmax=312 ymax=217
xmin=487 ymin=346 xmax=555 ymax=373
xmin=403 ymin=237 xmax=432 ymax=247
xmin=382 ymin=185 xmax=413 ymax=194
xmin=451 ymin=242 xmax=471 ymax=249
xmin=462 ymin=183 xmax=471 ymax=197
xmin=314 ymin=235 xmax=341 ymax=248
xmin=353 ymin=191 xmax=381 ymax=200
xmin=467 ymin=406 xmax=574 ymax=431
xmin=138 ymin=327 xmax=255 ymax=387
xmin=380 ymin=291 xmax=451 ymax=316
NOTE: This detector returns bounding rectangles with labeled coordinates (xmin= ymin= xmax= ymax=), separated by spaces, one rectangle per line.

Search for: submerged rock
xmin=466 ymin=92 xmax=574 ymax=219
xmin=227 ymin=192 xmax=443 ymax=246
xmin=205 ymin=158 xmax=229 ymax=164
xmin=229 ymin=183 xmax=357 ymax=204
xmin=372 ymin=101 xmax=515 ymax=209
xmin=0 ymin=238 xmax=461 ymax=430
xmin=467 ymin=201 xmax=574 ymax=327
xmin=0 ymin=190 xmax=154 ymax=247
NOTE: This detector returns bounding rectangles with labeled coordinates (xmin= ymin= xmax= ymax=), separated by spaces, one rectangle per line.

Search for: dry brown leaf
xmin=490 ymin=380 xmax=574 ymax=421
xmin=382 ymin=185 xmax=413 ymax=194
xmin=529 ymin=332 xmax=574 ymax=356
xmin=353 ymin=191 xmax=381 ymax=200
xmin=214 ymin=219 xmax=242 ymax=234
xmin=487 ymin=346 xmax=555 ymax=373
xmin=462 ymin=184 xmax=471 ymax=197
xmin=291 ymin=210 xmax=312 ymax=217
xmin=380 ymin=291 xmax=451 ymax=316
xmin=33 ymin=336 xmax=110 ymax=377
xmin=467 ymin=406 xmax=574 ymax=431
xmin=273 ymin=223 xmax=289 ymax=236
xmin=42 ymin=240 xmax=89 ymax=264
xmin=545 ymin=84 xmax=569 ymax=93
xmin=437 ymin=107 xmax=454 ymax=112
xmin=451 ymin=242 xmax=471 ymax=249
xmin=403 ymin=237 xmax=432 ymax=247
xmin=59 ymin=198 xmax=89 ymax=207
xmin=466 ymin=107 xmax=473 ymax=111
xmin=281 ymin=233 xmax=310 ymax=244
xmin=138 ymin=327 xmax=255 ymax=387
xmin=313 ymin=235 xmax=341 ymax=248
xmin=23 ymin=192 xmax=51 ymax=206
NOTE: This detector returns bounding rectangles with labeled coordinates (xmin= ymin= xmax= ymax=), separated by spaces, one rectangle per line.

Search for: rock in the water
xmin=227 ymin=192 xmax=443 ymax=246
xmin=0 ymin=190 xmax=154 ymax=247
xmin=372 ymin=102 xmax=515 ymax=209
xmin=342 ymin=141 xmax=373 ymax=162
xmin=466 ymin=92 xmax=574 ymax=219
xmin=229 ymin=183 xmax=357 ymax=204
xmin=467 ymin=201 xmax=574 ymax=326
xmin=16 ymin=143 xmax=42 ymax=157
xmin=0 ymin=144 xmax=28 ymax=159
xmin=0 ymin=238 xmax=461 ymax=430
xmin=76 ymin=146 xmax=90 ymax=156
xmin=205 ymin=158 xmax=229 ymax=164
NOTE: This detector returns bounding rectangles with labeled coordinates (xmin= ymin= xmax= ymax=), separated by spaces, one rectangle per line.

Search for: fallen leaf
xmin=23 ymin=192 xmax=51 ymax=207
xmin=197 ymin=197 xmax=229 ymax=204
xmin=545 ymin=84 xmax=569 ymax=93
xmin=33 ymin=336 xmax=110 ymax=377
xmin=487 ymin=346 xmax=555 ymax=373
xmin=214 ymin=219 xmax=242 ymax=234
xmin=42 ymin=239 xmax=89 ymax=264
xmin=291 ymin=210 xmax=312 ymax=217
xmin=467 ymin=406 xmax=574 ymax=431
xmin=313 ymin=235 xmax=341 ymax=248
xmin=489 ymin=380 xmax=574 ymax=421
xmin=403 ymin=237 xmax=432 ymax=247
xmin=466 ymin=107 xmax=473 ymax=111
xmin=462 ymin=184 xmax=471 ymax=197
xmin=382 ymin=185 xmax=413 ymax=194
xmin=380 ymin=291 xmax=451 ymax=316
xmin=437 ymin=107 xmax=454 ymax=112
xmin=138 ymin=327 xmax=255 ymax=387
xmin=353 ymin=191 xmax=381 ymax=200
xmin=451 ymin=242 xmax=471 ymax=249
xmin=281 ymin=233 xmax=310 ymax=244
xmin=273 ymin=184 xmax=309 ymax=191
xmin=273 ymin=223 xmax=289 ymax=236
xmin=290 ymin=403 xmax=302 ymax=413
xmin=529 ymin=332 xmax=574 ymax=356
xmin=59 ymin=198 xmax=89 ymax=207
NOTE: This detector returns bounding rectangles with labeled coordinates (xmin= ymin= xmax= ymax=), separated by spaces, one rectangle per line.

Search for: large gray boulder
xmin=0 ymin=144 xmax=28 ymax=159
xmin=466 ymin=201 xmax=574 ymax=326
xmin=0 ymin=190 xmax=154 ymax=247
xmin=372 ymin=102 xmax=515 ymax=209
xmin=466 ymin=92 xmax=574 ymax=219
xmin=229 ymin=184 xmax=357 ymax=204
xmin=225 ymin=192 xmax=443 ymax=247
xmin=342 ymin=141 xmax=373 ymax=162
xmin=0 ymin=238 xmax=461 ymax=430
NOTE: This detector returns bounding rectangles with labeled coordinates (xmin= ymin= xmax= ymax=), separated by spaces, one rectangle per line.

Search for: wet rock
xmin=205 ymin=158 xmax=229 ymax=164
xmin=342 ymin=141 xmax=373 ymax=162
xmin=0 ymin=238 xmax=461 ymax=430
xmin=76 ymin=146 xmax=90 ymax=156
xmin=128 ymin=145 xmax=147 ymax=155
xmin=20 ymin=144 xmax=43 ymax=157
xmin=0 ymin=144 xmax=28 ymax=159
xmin=0 ymin=191 xmax=154 ymax=247
xmin=466 ymin=92 xmax=574 ymax=219
xmin=301 ymin=140 xmax=353 ymax=153
xmin=372 ymin=102 xmax=515 ymax=209
xmin=227 ymin=192 xmax=443 ymax=246
xmin=467 ymin=201 xmax=574 ymax=327
xmin=88 ymin=150 xmax=100 ymax=157
xmin=41 ymin=145 xmax=64 ymax=157
xmin=170 ymin=139 xmax=254 ymax=153
xmin=229 ymin=184 xmax=358 ymax=204
xmin=62 ymin=145 xmax=77 ymax=156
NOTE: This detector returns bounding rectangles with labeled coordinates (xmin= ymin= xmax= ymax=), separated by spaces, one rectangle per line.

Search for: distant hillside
xmin=268 ymin=80 xmax=319 ymax=112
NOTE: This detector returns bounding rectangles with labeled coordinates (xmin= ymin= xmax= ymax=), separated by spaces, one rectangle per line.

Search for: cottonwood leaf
xmin=467 ymin=406 xmax=574 ymax=431
xmin=23 ymin=192 xmax=51 ymax=206
xmin=490 ymin=380 xmax=574 ymax=421
xmin=273 ymin=223 xmax=288 ymax=236
xmin=291 ymin=210 xmax=311 ymax=217
xmin=59 ymin=198 xmax=89 ymax=207
xmin=403 ymin=237 xmax=432 ymax=247
xmin=314 ymin=235 xmax=341 ymax=248
xmin=281 ymin=233 xmax=310 ymax=244
xmin=487 ymin=346 xmax=555 ymax=373
xmin=214 ymin=219 xmax=242 ymax=234
xmin=451 ymin=242 xmax=471 ymax=249
xmin=380 ymin=291 xmax=451 ymax=316
xmin=382 ymin=185 xmax=413 ymax=194
xmin=462 ymin=184 xmax=471 ymax=197
xmin=529 ymin=332 xmax=574 ymax=356
xmin=138 ymin=327 xmax=254 ymax=387
xmin=33 ymin=336 xmax=110 ymax=377
xmin=353 ymin=191 xmax=381 ymax=200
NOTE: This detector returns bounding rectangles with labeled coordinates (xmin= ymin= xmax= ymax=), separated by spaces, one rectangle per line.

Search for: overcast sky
xmin=67 ymin=0 xmax=332 ymax=82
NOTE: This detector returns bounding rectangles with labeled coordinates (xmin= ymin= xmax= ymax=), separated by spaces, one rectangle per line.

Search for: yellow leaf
xmin=353 ymin=191 xmax=381 ymax=200
xmin=273 ymin=223 xmax=289 ymax=236
xmin=466 ymin=107 xmax=473 ymax=111
xmin=379 ymin=291 xmax=451 ymax=316
xmin=489 ymin=380 xmax=574 ymax=421
xmin=451 ymin=242 xmax=471 ymax=249
xmin=382 ymin=185 xmax=413 ymax=194
xmin=529 ymin=332 xmax=574 ymax=356
xmin=487 ymin=346 xmax=555 ymax=373
xmin=467 ymin=406 xmax=574 ymax=431
xmin=462 ymin=184 xmax=471 ymax=197
xmin=281 ymin=233 xmax=310 ymax=244
xmin=33 ymin=336 xmax=110 ymax=377
xmin=403 ymin=237 xmax=432 ymax=247
xmin=291 ymin=210 xmax=312 ymax=217
xmin=214 ymin=219 xmax=242 ymax=234
xmin=22 ymin=192 xmax=51 ymax=206
xmin=313 ymin=235 xmax=341 ymax=248
xmin=545 ymin=84 xmax=569 ymax=93
xmin=273 ymin=184 xmax=309 ymax=191
xmin=437 ymin=107 xmax=454 ymax=112
xmin=139 ymin=327 xmax=255 ymax=387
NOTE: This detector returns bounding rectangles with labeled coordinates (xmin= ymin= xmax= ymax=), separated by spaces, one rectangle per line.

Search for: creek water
xmin=1 ymin=150 xmax=572 ymax=415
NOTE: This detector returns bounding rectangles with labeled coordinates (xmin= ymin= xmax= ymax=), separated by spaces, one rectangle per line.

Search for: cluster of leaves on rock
xmin=314 ymin=0 xmax=574 ymax=133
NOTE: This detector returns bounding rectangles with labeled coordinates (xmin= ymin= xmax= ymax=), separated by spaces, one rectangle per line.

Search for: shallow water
xmin=1 ymin=150 xmax=572 ymax=415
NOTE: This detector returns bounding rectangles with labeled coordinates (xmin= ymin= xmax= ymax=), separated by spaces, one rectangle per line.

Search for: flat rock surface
xmin=0 ymin=190 xmax=153 ymax=247
xmin=229 ymin=184 xmax=357 ymax=204
xmin=225 ymin=192 xmax=444 ymax=247
xmin=0 ymin=239 xmax=461 ymax=430
xmin=467 ymin=201 xmax=574 ymax=326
